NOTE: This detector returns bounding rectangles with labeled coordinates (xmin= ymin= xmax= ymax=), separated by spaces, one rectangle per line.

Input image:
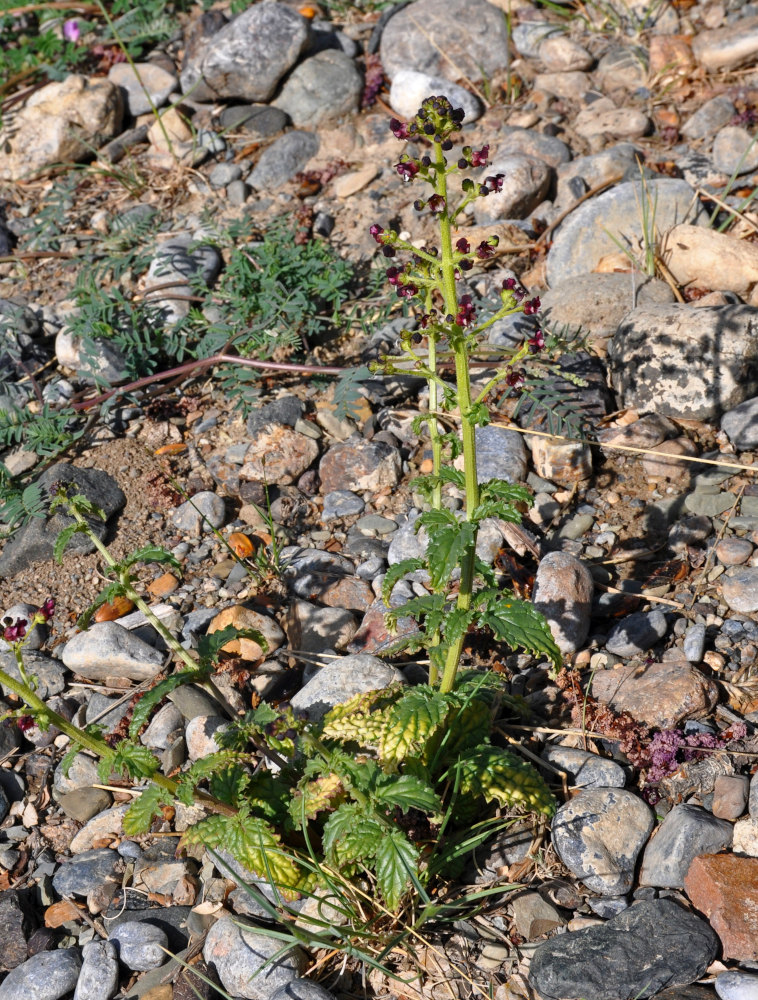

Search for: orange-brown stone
xmin=684 ymin=853 xmax=758 ymax=960
xmin=147 ymin=572 xmax=180 ymax=598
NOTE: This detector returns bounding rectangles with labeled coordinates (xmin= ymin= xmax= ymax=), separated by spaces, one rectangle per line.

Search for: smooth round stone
xmin=538 ymin=35 xmax=594 ymax=71
xmin=542 ymin=746 xmax=625 ymax=788
xmin=108 ymin=62 xmax=176 ymax=116
xmin=716 ymin=536 xmax=754 ymax=566
xmin=322 ymin=490 xmax=364 ymax=521
xmin=109 ymin=921 xmax=168 ymax=971
xmin=639 ymin=804 xmax=733 ymax=888
xmin=204 ymin=916 xmax=305 ymax=1000
xmin=170 ymin=491 xmax=227 ymax=535
xmin=60 ymin=621 xmax=163 ymax=683
xmin=713 ymin=125 xmax=758 ymax=176
xmin=552 ymin=787 xmax=654 ymax=895
xmin=605 ymin=609 xmax=668 ymax=657
xmin=0 ymin=949 xmax=82 ymax=1000
xmin=355 ymin=514 xmax=397 ymax=536
xmin=532 ymin=552 xmax=593 ymax=655
xmin=74 ymin=940 xmax=119 ymax=1000
xmin=683 ymin=622 xmax=706 ymax=662
xmin=209 ymin=162 xmax=242 ymax=188
xmin=722 ymin=568 xmax=758 ymax=612
xmin=713 ymin=774 xmax=750 ymax=820
xmin=52 ymin=848 xmax=122 ymax=898
xmin=290 ymin=653 xmax=403 ymax=721
xmin=717 ymin=970 xmax=758 ymax=1000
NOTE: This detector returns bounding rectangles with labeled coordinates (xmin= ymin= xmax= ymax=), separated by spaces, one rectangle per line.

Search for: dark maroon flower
xmin=528 ymin=329 xmax=545 ymax=353
xmin=397 ymin=283 xmax=418 ymax=298
xmin=411 ymin=332 xmax=423 ymax=345
xmin=456 ymin=238 xmax=470 ymax=254
xmin=38 ymin=598 xmax=55 ymax=621
xmin=3 ymin=619 xmax=27 ymax=642
xmin=427 ymin=194 xmax=446 ymax=214
xmin=413 ymin=199 xmax=425 ymax=211
xmin=503 ymin=278 xmax=526 ymax=302
xmin=389 ymin=118 xmax=409 ymax=139
xmin=16 ymin=716 xmax=35 ymax=733
xmin=484 ymin=174 xmax=505 ymax=192
xmin=505 ymin=370 xmax=524 ymax=388
xmin=382 ymin=245 xmax=396 ymax=257
xmin=421 ymin=155 xmax=432 ymax=168
xmin=460 ymin=258 xmax=473 ymax=271
xmin=369 ymin=224 xmax=384 ymax=243
xmin=524 ymin=296 xmax=541 ymax=315
xmin=471 ymin=146 xmax=489 ymax=167
xmin=396 ymin=159 xmax=420 ymax=182
xmin=455 ymin=295 xmax=476 ymax=327
xmin=475 ymin=240 xmax=496 ymax=260
xmin=441 ymin=139 xmax=453 ymax=151
xmin=386 ymin=266 xmax=401 ymax=286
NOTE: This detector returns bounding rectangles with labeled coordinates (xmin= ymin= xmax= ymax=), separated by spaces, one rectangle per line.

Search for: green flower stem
xmin=432 ymin=141 xmax=480 ymax=695
xmin=0 ymin=659 xmax=238 ymax=817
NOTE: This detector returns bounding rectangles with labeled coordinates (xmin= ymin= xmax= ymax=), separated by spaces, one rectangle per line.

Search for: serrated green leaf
xmin=196 ymin=625 xmax=267 ymax=664
xmin=373 ymin=773 xmax=443 ymax=816
xmin=54 ymin=522 xmax=88 ymax=564
xmin=290 ymin=772 xmax=344 ymax=826
xmin=441 ymin=606 xmax=475 ymax=645
xmin=475 ymin=591 xmax=561 ymax=668
xmin=123 ymin=783 xmax=169 ymax=835
xmin=455 ymin=746 xmax=555 ymax=817
xmin=417 ymin=508 xmax=458 ymax=530
xmin=129 ymin=667 xmax=207 ymax=739
xmin=381 ymin=558 xmax=425 ymax=605
xmin=386 ymin=593 xmax=445 ymax=636
xmin=322 ymin=804 xmax=384 ymax=870
xmin=381 ymin=688 xmax=451 ymax=763
xmin=122 ymin=545 xmax=182 ymax=572
xmin=471 ymin=499 xmax=525 ymax=523
xmin=375 ymin=829 xmax=420 ymax=910
xmin=109 ymin=740 xmax=160 ymax=780
xmin=479 ymin=480 xmax=533 ymax=506
xmin=59 ymin=745 xmax=82 ymax=778
xmin=209 ymin=763 xmax=249 ymax=808
xmin=425 ymin=521 xmax=475 ymax=591
xmin=183 ymin=812 xmax=301 ymax=898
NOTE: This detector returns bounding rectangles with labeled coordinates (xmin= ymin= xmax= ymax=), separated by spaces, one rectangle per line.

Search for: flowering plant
xmin=370 ymin=96 xmax=561 ymax=691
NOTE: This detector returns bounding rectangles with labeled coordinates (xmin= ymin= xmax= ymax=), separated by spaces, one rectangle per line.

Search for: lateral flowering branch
xmin=369 ymin=96 xmax=560 ymax=692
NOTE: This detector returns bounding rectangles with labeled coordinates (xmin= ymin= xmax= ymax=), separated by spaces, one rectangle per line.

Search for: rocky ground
xmin=5 ymin=0 xmax=758 ymax=998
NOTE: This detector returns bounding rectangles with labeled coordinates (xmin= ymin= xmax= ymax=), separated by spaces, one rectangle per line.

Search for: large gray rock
xmin=0 ymin=463 xmax=125 ymax=580
xmin=290 ymin=654 xmax=404 ymax=721
xmin=532 ymin=552 xmax=593 ymax=655
xmin=469 ymin=425 xmax=527 ymax=484
xmin=552 ymin=787 xmax=654 ymax=895
xmin=0 ymin=949 xmax=82 ymax=1000
xmin=494 ymin=126 xmax=571 ymax=167
xmin=183 ymin=3 xmax=309 ymax=102
xmin=554 ymin=143 xmax=641 ymax=214
xmin=547 ymin=178 xmax=705 ymax=285
xmin=639 ymin=804 xmax=733 ymax=888
xmin=608 ymin=303 xmax=758 ymax=421
xmin=74 ymin=940 xmax=119 ymax=1000
xmin=692 ymin=15 xmax=758 ymax=71
xmin=380 ymin=0 xmax=510 ymax=82
xmin=203 ymin=916 xmax=305 ymax=1000
xmin=109 ymin=921 xmax=168 ymax=971
xmin=61 ymin=622 xmax=164 ymax=682
xmin=528 ymin=899 xmax=719 ymax=1000
xmin=248 ymin=131 xmax=319 ymax=190
xmin=273 ymin=50 xmax=362 ymax=126
xmin=540 ymin=273 xmax=675 ymax=352
xmin=52 ymin=848 xmax=122 ymax=898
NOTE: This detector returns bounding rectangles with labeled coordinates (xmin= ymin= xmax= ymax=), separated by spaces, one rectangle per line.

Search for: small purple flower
xmin=389 ymin=118 xmax=409 ymax=140
xmin=456 ymin=238 xmax=470 ymax=254
xmin=505 ymin=369 xmax=524 ymax=388
xmin=3 ymin=619 xmax=27 ymax=642
xmin=369 ymin=224 xmax=384 ymax=244
xmin=16 ymin=716 xmax=35 ymax=733
xmin=455 ymin=295 xmax=476 ymax=327
xmin=63 ymin=18 xmax=80 ymax=42
xmin=396 ymin=159 xmax=420 ymax=182
xmin=471 ymin=145 xmax=489 ymax=168
xmin=484 ymin=174 xmax=505 ymax=193
xmin=523 ymin=296 xmax=541 ymax=315
xmin=475 ymin=240 xmax=495 ymax=260
xmin=386 ymin=266 xmax=401 ymax=286
xmin=528 ymin=329 xmax=545 ymax=353
xmin=39 ymin=598 xmax=55 ymax=620
xmin=427 ymin=194 xmax=446 ymax=214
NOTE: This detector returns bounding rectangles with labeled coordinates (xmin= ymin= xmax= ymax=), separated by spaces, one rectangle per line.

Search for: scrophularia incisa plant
xmin=370 ymin=96 xmax=561 ymax=691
